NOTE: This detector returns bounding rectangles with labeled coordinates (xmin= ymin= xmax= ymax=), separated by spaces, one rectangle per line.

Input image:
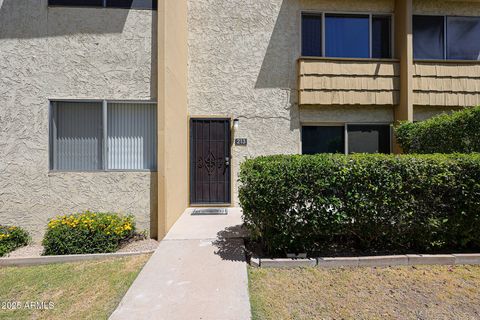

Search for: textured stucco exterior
xmin=0 ymin=0 xmax=156 ymax=240
xmin=414 ymin=0 xmax=480 ymax=16
xmin=187 ymin=0 xmax=396 ymax=203
xmin=3 ymin=0 xmax=480 ymax=239
xmin=187 ymin=0 xmax=480 ymax=204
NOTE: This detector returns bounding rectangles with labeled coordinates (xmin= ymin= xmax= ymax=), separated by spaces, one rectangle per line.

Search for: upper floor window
xmin=301 ymin=13 xmax=392 ymax=59
xmin=413 ymin=15 xmax=480 ymax=60
xmin=48 ymin=0 xmax=157 ymax=9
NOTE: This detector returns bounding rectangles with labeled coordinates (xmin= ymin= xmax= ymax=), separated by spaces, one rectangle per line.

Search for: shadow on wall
xmin=0 ymin=0 xmax=129 ymax=39
xmin=255 ymin=0 xmax=298 ymax=90
xmin=254 ymin=0 xmax=300 ymax=131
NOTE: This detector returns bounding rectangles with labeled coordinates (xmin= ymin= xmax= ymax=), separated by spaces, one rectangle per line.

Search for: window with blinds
xmin=48 ymin=0 xmax=157 ymax=9
xmin=50 ymin=101 xmax=157 ymax=171
xmin=107 ymin=103 xmax=156 ymax=170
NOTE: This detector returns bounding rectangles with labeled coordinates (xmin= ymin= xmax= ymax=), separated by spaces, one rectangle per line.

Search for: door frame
xmin=188 ymin=116 xmax=233 ymax=207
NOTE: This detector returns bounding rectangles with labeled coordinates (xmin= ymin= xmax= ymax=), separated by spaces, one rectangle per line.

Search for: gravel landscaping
xmin=117 ymin=239 xmax=159 ymax=253
xmin=4 ymin=239 xmax=159 ymax=258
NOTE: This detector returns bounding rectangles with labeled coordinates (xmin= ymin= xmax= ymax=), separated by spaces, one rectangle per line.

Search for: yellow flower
xmin=0 ymin=234 xmax=10 ymax=240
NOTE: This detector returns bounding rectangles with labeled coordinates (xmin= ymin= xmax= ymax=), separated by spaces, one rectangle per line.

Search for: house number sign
xmin=235 ymin=138 xmax=248 ymax=146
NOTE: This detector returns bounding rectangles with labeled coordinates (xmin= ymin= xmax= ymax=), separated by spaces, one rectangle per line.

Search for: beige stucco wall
xmin=413 ymin=105 xmax=464 ymax=121
xmin=300 ymin=105 xmax=395 ymax=124
xmin=157 ymin=0 xmax=189 ymax=237
xmin=0 ymin=0 xmax=156 ymax=240
xmin=414 ymin=0 xmax=480 ymax=15
xmin=187 ymin=0 xmax=396 ymax=203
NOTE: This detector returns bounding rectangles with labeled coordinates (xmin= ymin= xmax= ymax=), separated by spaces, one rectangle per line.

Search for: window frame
xmin=49 ymin=99 xmax=158 ymax=173
xmin=48 ymin=0 xmax=157 ymax=10
xmin=300 ymin=11 xmax=395 ymax=59
xmin=300 ymin=122 xmax=393 ymax=155
xmin=413 ymin=14 xmax=480 ymax=62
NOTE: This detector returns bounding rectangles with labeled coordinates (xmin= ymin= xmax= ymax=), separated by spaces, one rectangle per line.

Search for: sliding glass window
xmin=50 ymin=101 xmax=157 ymax=171
xmin=347 ymin=125 xmax=391 ymax=154
xmin=301 ymin=124 xmax=391 ymax=155
xmin=325 ymin=14 xmax=370 ymax=58
xmin=301 ymin=13 xmax=392 ymax=59
xmin=372 ymin=15 xmax=392 ymax=59
xmin=302 ymin=126 xmax=345 ymax=154
xmin=413 ymin=15 xmax=480 ymax=61
xmin=447 ymin=16 xmax=480 ymax=60
xmin=302 ymin=14 xmax=322 ymax=56
xmin=413 ymin=15 xmax=445 ymax=60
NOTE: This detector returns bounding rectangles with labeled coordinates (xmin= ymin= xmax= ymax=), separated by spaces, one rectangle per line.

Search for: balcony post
xmin=393 ymin=0 xmax=414 ymax=153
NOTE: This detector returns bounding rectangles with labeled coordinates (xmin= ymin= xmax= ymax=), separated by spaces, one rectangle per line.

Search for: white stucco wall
xmin=187 ymin=0 xmax=396 ymax=203
xmin=0 ymin=0 xmax=156 ymax=240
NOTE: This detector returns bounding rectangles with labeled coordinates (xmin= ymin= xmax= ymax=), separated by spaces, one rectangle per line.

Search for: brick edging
xmin=251 ymin=254 xmax=480 ymax=268
xmin=0 ymin=250 xmax=155 ymax=267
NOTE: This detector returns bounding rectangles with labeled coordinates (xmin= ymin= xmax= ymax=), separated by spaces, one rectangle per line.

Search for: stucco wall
xmin=414 ymin=0 xmax=480 ymax=16
xmin=0 ymin=0 xmax=156 ymax=240
xmin=187 ymin=0 xmax=395 ymax=203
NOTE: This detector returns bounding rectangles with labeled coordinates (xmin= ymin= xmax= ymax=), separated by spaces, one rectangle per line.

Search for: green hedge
xmin=239 ymin=154 xmax=480 ymax=254
xmin=395 ymin=106 xmax=480 ymax=153
xmin=43 ymin=211 xmax=136 ymax=255
xmin=0 ymin=225 xmax=30 ymax=257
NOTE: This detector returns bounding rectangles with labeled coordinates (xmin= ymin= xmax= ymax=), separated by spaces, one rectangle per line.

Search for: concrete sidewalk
xmin=110 ymin=208 xmax=251 ymax=320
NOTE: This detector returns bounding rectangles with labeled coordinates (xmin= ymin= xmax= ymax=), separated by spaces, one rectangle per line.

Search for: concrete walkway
xmin=110 ymin=208 xmax=251 ymax=320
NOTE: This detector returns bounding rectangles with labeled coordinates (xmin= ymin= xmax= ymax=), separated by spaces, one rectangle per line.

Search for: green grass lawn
xmin=0 ymin=255 xmax=150 ymax=320
xmin=249 ymin=265 xmax=480 ymax=320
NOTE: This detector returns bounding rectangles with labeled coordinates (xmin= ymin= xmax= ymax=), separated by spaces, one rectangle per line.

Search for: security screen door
xmin=190 ymin=119 xmax=231 ymax=205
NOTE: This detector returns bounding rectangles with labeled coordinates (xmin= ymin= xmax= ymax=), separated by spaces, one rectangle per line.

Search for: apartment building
xmin=1 ymin=0 xmax=479 ymax=240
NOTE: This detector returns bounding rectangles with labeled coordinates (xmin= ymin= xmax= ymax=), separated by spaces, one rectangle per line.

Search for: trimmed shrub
xmin=0 ymin=225 xmax=30 ymax=257
xmin=239 ymin=154 xmax=480 ymax=254
xmin=43 ymin=211 xmax=136 ymax=255
xmin=395 ymin=106 xmax=480 ymax=153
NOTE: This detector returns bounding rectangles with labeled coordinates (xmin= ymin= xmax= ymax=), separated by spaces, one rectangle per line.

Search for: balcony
xmin=413 ymin=61 xmax=480 ymax=107
xmin=298 ymin=58 xmax=400 ymax=106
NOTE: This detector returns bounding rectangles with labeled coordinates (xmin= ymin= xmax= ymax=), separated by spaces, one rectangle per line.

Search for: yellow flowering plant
xmin=0 ymin=225 xmax=30 ymax=257
xmin=43 ymin=211 xmax=136 ymax=255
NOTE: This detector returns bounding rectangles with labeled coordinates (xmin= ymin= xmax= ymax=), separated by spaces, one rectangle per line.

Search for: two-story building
xmin=1 ymin=0 xmax=479 ymax=240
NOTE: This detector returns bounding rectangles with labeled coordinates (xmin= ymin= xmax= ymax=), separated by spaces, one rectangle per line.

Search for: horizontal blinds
xmin=107 ymin=103 xmax=156 ymax=170
xmin=54 ymin=102 xmax=103 ymax=170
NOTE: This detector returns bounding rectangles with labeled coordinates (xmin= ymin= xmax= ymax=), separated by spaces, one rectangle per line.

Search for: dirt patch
xmin=117 ymin=239 xmax=159 ymax=253
xmin=6 ymin=244 xmax=44 ymax=258
xmin=249 ymin=265 xmax=480 ymax=320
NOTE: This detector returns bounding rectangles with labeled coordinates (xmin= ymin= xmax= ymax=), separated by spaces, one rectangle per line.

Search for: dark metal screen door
xmin=190 ymin=119 xmax=231 ymax=205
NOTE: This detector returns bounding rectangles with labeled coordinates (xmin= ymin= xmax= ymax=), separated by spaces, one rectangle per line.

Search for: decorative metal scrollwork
xmin=198 ymin=151 xmax=225 ymax=175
